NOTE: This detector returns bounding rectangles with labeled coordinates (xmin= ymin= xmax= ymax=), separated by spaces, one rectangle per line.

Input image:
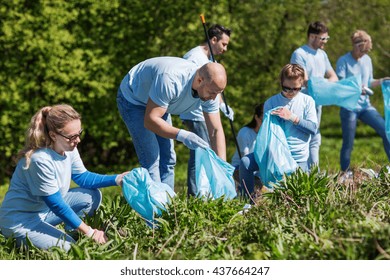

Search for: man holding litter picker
xmin=117 ymin=57 xmax=227 ymax=191
xmin=180 ymin=24 xmax=234 ymax=197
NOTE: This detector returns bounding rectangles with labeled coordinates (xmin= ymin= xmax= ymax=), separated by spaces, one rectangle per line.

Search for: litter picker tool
xmin=200 ymin=14 xmax=242 ymax=158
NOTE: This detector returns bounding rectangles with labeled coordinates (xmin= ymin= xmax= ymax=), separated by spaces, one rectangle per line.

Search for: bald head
xmin=199 ymin=62 xmax=227 ymax=90
xmin=193 ymin=62 xmax=227 ymax=101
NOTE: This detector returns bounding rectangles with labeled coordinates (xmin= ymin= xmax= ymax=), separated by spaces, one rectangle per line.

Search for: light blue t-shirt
xmin=231 ymin=126 xmax=257 ymax=167
xmin=336 ymin=52 xmax=373 ymax=110
xmin=0 ymin=148 xmax=86 ymax=237
xmin=290 ymin=44 xmax=334 ymax=79
xmin=180 ymin=46 xmax=213 ymax=121
xmin=264 ymin=92 xmax=317 ymax=162
xmin=183 ymin=46 xmax=211 ymax=66
xmin=119 ymin=56 xmax=218 ymax=115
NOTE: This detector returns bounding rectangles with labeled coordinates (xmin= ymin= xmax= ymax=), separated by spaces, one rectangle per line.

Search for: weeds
xmin=1 ymin=168 xmax=390 ymax=260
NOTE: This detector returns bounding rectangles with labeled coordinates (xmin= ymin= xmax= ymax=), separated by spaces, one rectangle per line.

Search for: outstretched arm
xmin=42 ymin=191 xmax=108 ymax=244
xmin=144 ymin=98 xmax=179 ymax=138
xmin=370 ymin=77 xmax=390 ymax=88
xmin=325 ymin=68 xmax=339 ymax=82
xmin=72 ymin=171 xmax=129 ymax=188
xmin=145 ymin=98 xmax=209 ymax=150
xmin=203 ymin=111 xmax=226 ymax=160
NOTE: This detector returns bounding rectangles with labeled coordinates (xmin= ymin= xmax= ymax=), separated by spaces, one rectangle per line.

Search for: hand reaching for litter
xmin=115 ymin=171 xmax=130 ymax=187
xmin=176 ymin=129 xmax=209 ymax=150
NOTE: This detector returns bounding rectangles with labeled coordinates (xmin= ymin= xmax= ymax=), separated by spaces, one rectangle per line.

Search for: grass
xmin=1 ymin=167 xmax=390 ymax=260
xmin=318 ymin=102 xmax=389 ymax=173
xmin=1 ymin=99 xmax=390 ymax=259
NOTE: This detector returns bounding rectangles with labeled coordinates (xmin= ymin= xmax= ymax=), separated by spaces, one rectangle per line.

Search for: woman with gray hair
xmin=336 ymin=30 xmax=390 ymax=179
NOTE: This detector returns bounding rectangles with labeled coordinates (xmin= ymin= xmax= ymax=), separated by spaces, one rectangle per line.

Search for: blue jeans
xmin=12 ymin=188 xmax=101 ymax=252
xmin=239 ymin=153 xmax=307 ymax=196
xmin=308 ymin=105 xmax=322 ymax=169
xmin=340 ymin=106 xmax=390 ymax=171
xmin=182 ymin=119 xmax=210 ymax=196
xmin=117 ymin=91 xmax=176 ymax=189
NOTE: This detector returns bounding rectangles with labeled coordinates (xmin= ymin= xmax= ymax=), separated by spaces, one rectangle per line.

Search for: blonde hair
xmin=17 ymin=104 xmax=81 ymax=169
xmin=351 ymin=30 xmax=372 ymax=50
xmin=280 ymin=63 xmax=305 ymax=85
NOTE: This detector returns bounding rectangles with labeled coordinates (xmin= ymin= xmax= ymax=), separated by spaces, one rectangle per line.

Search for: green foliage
xmin=2 ymin=170 xmax=390 ymax=260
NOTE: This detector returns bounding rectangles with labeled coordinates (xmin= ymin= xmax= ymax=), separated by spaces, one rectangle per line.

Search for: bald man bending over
xmin=117 ymin=57 xmax=227 ymax=190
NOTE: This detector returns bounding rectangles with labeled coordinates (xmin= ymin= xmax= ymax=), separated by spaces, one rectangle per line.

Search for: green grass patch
xmin=1 ymin=168 xmax=390 ymax=260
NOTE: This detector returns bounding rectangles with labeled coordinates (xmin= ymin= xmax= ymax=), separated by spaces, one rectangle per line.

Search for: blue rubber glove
xmin=176 ymin=129 xmax=209 ymax=150
xmin=219 ymin=102 xmax=234 ymax=121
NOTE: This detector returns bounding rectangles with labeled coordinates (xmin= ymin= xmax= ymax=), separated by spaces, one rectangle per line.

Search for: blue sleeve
xmin=295 ymin=119 xmax=318 ymax=135
xmin=293 ymin=94 xmax=318 ymax=135
xmin=336 ymin=57 xmax=346 ymax=80
xmin=42 ymin=191 xmax=82 ymax=229
xmin=290 ymin=50 xmax=305 ymax=71
xmin=72 ymin=171 xmax=117 ymax=189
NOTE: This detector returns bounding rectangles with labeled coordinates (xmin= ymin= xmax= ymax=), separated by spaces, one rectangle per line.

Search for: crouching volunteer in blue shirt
xmin=239 ymin=64 xmax=318 ymax=196
xmin=0 ymin=104 xmax=129 ymax=252
xmin=117 ymin=57 xmax=227 ymax=190
xmin=231 ymin=103 xmax=264 ymax=186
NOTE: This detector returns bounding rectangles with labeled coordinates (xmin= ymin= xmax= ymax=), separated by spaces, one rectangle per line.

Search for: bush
xmin=1 ymin=0 xmax=389 ymax=184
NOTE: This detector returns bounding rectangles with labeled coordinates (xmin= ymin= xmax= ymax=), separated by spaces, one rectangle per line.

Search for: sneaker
xmin=339 ymin=170 xmax=353 ymax=184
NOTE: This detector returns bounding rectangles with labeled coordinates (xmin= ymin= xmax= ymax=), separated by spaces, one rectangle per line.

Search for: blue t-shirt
xmin=231 ymin=126 xmax=257 ymax=167
xmin=336 ymin=52 xmax=373 ymax=110
xmin=180 ymin=46 xmax=213 ymax=121
xmin=0 ymin=148 xmax=86 ymax=237
xmin=290 ymin=44 xmax=334 ymax=79
xmin=119 ymin=56 xmax=219 ymax=115
xmin=264 ymin=92 xmax=317 ymax=162
xmin=183 ymin=46 xmax=211 ymax=66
